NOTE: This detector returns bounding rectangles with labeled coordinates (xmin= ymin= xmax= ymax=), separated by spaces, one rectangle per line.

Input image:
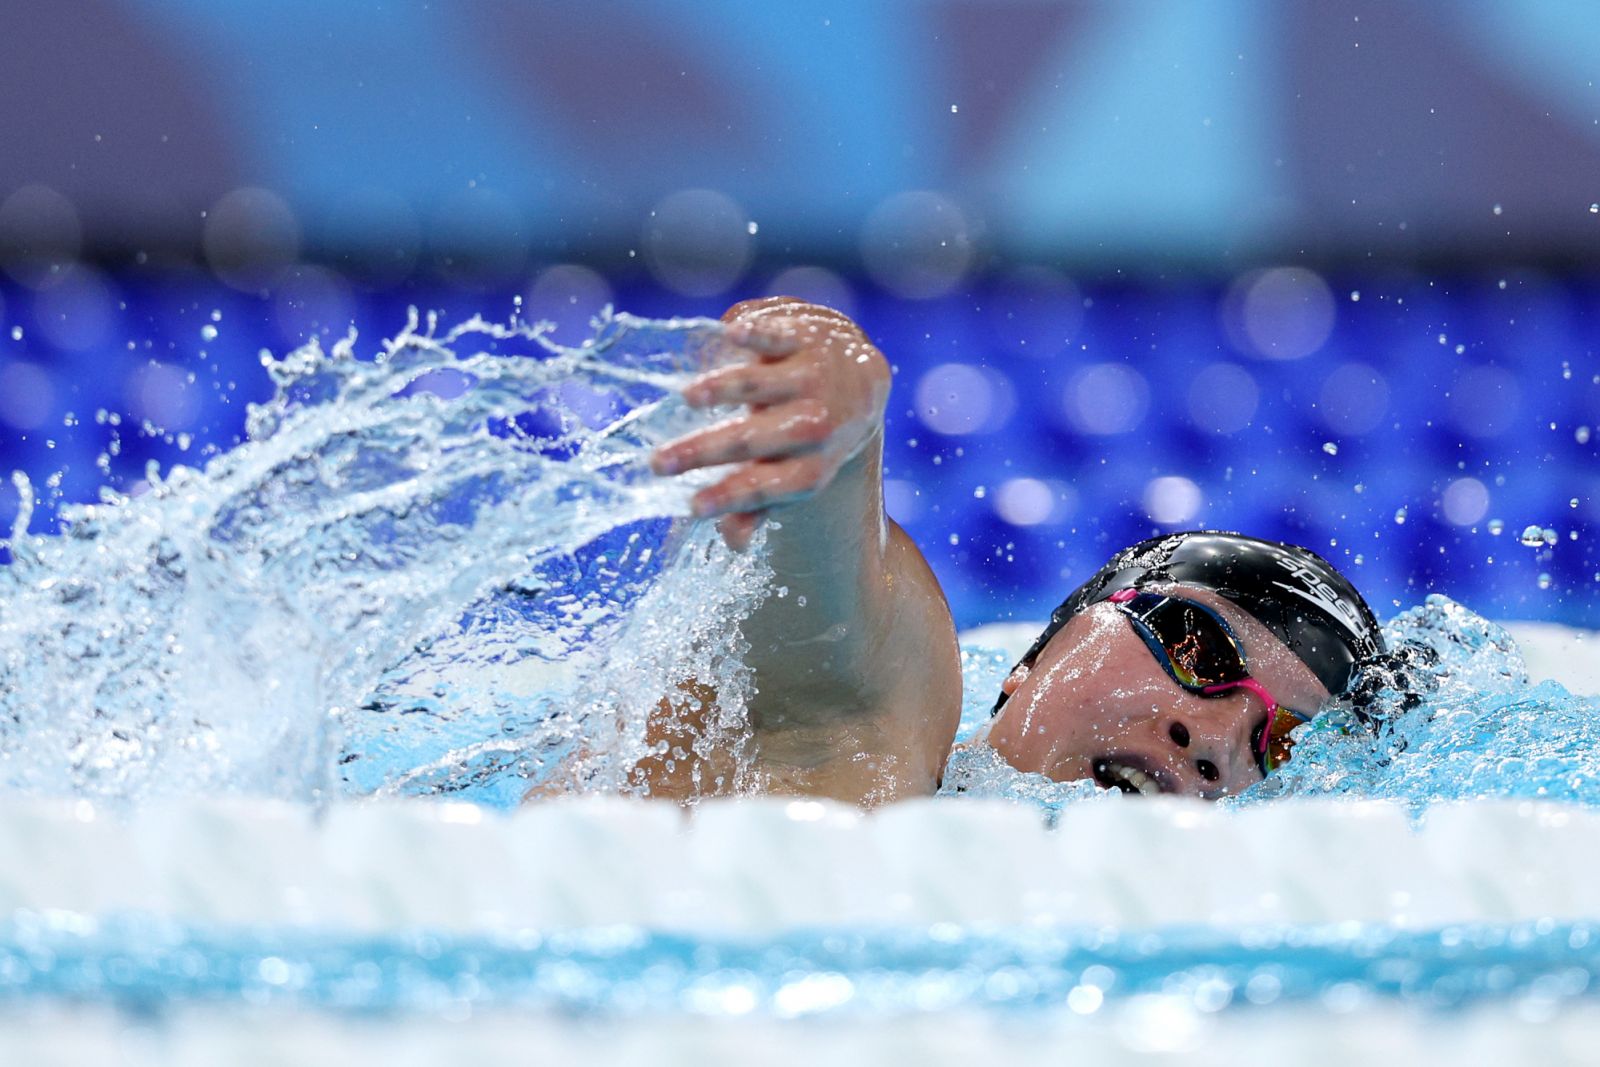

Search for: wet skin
xmin=981 ymin=583 xmax=1332 ymax=799
xmin=621 ymin=297 xmax=1331 ymax=805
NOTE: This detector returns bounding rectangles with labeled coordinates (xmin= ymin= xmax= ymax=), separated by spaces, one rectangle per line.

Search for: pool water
xmin=3 ymin=313 xmax=1600 ymax=1061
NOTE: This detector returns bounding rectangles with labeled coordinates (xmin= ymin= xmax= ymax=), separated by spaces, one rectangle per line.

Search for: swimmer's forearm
xmin=738 ymin=430 xmax=962 ymax=795
xmin=740 ymin=423 xmax=958 ymax=721
xmin=738 ymin=427 xmax=891 ymax=701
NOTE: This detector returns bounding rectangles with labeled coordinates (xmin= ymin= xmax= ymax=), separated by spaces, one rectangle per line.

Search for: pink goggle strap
xmin=1202 ymin=677 xmax=1289 ymax=754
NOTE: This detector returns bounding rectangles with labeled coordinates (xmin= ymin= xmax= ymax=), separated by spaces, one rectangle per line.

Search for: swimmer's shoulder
xmin=866 ymin=519 xmax=963 ymax=792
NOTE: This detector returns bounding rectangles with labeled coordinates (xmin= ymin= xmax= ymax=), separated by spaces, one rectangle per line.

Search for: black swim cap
xmin=992 ymin=531 xmax=1385 ymax=715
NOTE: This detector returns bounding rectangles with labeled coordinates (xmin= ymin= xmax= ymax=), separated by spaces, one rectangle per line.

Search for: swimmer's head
xmin=985 ymin=531 xmax=1386 ymax=799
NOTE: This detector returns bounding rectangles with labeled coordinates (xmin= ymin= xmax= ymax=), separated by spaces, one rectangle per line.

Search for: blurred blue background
xmin=1 ymin=0 xmax=1597 ymax=627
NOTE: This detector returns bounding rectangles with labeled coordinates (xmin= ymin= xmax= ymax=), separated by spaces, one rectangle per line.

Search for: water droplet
xmin=950 ymin=104 xmax=959 ymax=114
xmin=1544 ymin=527 xmax=1559 ymax=546
xmin=1394 ymin=507 xmax=1408 ymax=525
xmin=746 ymin=221 xmax=759 ymax=236
xmin=972 ymin=485 xmax=987 ymax=499
xmin=1487 ymin=518 xmax=1505 ymax=536
xmin=1492 ymin=203 xmax=1503 ymax=216
xmin=1349 ymin=291 xmax=1361 ymax=302
xmin=1571 ymin=498 xmax=1581 ymax=509
xmin=948 ymin=533 xmax=960 ymax=546
xmin=1520 ymin=524 xmax=1546 ymax=547
xmin=9 ymin=326 xmax=21 ymax=341
xmin=200 ymin=324 xmax=218 ymax=342
xmin=1454 ymin=344 xmax=1465 ymax=355
xmin=1577 ymin=426 xmax=1592 ymax=445
xmin=1590 ymin=203 xmax=1598 ymax=214
xmin=1322 ymin=441 xmax=1339 ymax=456
xmin=1538 ymin=572 xmax=1553 ymax=590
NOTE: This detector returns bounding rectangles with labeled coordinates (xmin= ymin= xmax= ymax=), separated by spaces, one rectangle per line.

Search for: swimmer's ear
xmin=1001 ymin=663 xmax=1030 ymax=696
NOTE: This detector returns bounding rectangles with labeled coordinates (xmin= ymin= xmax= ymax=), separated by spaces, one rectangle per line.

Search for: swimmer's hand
xmin=651 ymin=298 xmax=891 ymax=550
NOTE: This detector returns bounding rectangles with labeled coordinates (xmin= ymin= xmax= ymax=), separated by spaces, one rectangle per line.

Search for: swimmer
xmin=640 ymin=298 xmax=1389 ymax=804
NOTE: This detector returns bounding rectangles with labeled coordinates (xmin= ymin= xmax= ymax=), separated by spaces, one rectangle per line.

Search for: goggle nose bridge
xmin=1110 ymin=589 xmax=1310 ymax=772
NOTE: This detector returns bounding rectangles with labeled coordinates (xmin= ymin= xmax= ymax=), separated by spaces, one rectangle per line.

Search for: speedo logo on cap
xmin=1269 ymin=554 xmax=1367 ymax=641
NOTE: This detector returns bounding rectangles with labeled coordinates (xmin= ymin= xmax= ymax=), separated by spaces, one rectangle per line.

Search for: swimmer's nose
xmin=1166 ymin=703 xmax=1261 ymax=795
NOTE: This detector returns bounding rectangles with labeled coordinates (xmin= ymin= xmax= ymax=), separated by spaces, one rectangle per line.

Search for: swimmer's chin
xmin=1040 ymin=753 xmax=1096 ymax=788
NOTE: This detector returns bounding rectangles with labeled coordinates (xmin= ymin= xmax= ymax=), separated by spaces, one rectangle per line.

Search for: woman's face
xmin=984 ymin=584 xmax=1333 ymax=799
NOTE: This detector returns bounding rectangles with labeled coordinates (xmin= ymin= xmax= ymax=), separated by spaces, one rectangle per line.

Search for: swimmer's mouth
xmin=1091 ymin=754 xmax=1173 ymax=797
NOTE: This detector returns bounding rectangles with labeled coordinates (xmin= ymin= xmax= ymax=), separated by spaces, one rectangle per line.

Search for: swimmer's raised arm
xmin=645 ymin=298 xmax=962 ymax=803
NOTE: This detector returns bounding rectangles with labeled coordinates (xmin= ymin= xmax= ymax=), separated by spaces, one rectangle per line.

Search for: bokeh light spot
xmin=994 ymin=477 xmax=1057 ymax=526
xmin=276 ymin=265 xmax=361 ymax=348
xmin=860 ymin=190 xmax=974 ymax=300
xmin=1143 ymin=476 xmax=1203 ymax=525
xmin=127 ymin=363 xmax=199 ymax=431
xmin=273 ymin=265 xmax=357 ymax=346
xmin=523 ymin=264 xmax=614 ymax=338
xmin=643 ymin=189 xmax=753 ymax=298
xmin=1224 ymin=267 xmax=1335 ymax=360
xmin=203 ymin=187 xmax=302 ymax=293
xmin=914 ymin=363 xmax=1013 ymax=435
xmin=1063 ymin=363 xmax=1149 ymax=435
xmin=1442 ymin=477 xmax=1491 ymax=526
xmin=0 ymin=184 xmax=82 ymax=290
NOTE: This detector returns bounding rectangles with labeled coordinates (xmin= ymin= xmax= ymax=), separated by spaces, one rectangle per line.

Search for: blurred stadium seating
xmin=1 ymin=1 xmax=1597 ymax=628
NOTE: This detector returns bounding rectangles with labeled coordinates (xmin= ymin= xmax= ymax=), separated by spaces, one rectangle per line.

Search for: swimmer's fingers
xmin=691 ymin=455 xmax=827 ymax=519
xmin=723 ymin=302 xmax=854 ymax=348
xmin=716 ymin=510 xmax=765 ymax=552
xmin=683 ymin=358 xmax=815 ymax=409
xmin=723 ymin=320 xmax=805 ymax=359
xmin=692 ymin=320 xmax=803 ymax=376
xmin=652 ymin=401 xmax=828 ymax=475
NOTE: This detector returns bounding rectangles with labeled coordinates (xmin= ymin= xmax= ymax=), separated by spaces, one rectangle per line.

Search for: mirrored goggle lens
xmin=1125 ymin=595 xmax=1249 ymax=691
xmin=1261 ymin=707 xmax=1304 ymax=771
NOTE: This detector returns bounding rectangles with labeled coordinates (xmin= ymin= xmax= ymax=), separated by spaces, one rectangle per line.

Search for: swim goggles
xmin=1107 ymin=588 xmax=1312 ymax=774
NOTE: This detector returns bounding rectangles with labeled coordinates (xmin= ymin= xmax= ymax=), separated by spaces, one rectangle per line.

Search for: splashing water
xmin=0 ymin=312 xmax=770 ymax=805
xmin=1238 ymin=595 xmax=1600 ymax=810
